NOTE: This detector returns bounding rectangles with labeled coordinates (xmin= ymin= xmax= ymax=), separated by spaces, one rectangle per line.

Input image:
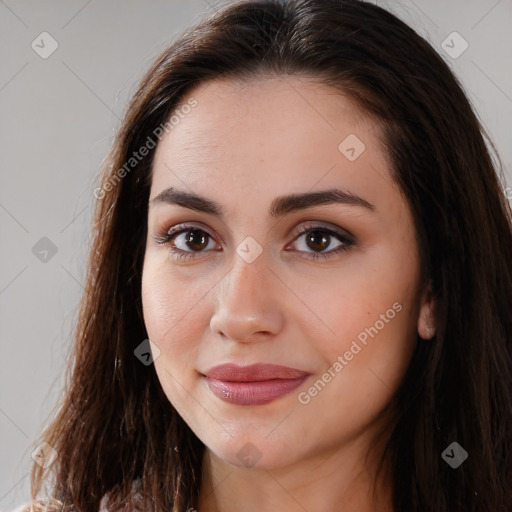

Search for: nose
xmin=210 ymin=252 xmax=285 ymax=343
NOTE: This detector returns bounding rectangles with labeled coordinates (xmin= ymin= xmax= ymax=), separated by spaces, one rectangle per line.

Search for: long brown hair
xmin=26 ymin=1 xmax=512 ymax=511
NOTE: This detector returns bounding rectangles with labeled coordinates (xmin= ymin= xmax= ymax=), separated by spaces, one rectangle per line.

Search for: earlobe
xmin=417 ymin=280 xmax=437 ymax=340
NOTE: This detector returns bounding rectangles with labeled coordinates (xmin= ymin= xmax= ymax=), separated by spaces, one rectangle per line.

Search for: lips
xmin=202 ymin=363 xmax=310 ymax=405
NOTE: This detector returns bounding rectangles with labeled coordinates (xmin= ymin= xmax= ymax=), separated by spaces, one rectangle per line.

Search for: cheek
xmin=142 ymin=252 xmax=211 ymax=335
xmin=141 ymin=258 xmax=209 ymax=416
xmin=292 ymin=247 xmax=418 ymax=353
xmin=141 ymin=255 xmax=211 ymax=377
xmin=295 ymin=283 xmax=416 ymax=443
xmin=290 ymin=243 xmax=419 ymax=427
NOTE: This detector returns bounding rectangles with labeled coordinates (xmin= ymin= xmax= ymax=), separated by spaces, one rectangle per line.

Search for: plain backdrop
xmin=1 ymin=0 xmax=511 ymax=508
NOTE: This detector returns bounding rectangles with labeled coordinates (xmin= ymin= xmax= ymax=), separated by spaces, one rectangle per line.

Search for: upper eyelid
xmin=294 ymin=222 xmax=354 ymax=240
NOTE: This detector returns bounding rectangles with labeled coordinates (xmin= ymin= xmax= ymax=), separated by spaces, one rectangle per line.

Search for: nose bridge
xmin=210 ymin=246 xmax=283 ymax=341
xmin=222 ymin=231 xmax=269 ymax=302
xmin=221 ymin=248 xmax=269 ymax=316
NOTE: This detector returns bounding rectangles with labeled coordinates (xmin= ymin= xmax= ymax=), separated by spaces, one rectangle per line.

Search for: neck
xmin=196 ymin=436 xmax=393 ymax=512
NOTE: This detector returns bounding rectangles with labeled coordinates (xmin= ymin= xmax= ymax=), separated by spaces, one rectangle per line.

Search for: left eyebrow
xmin=150 ymin=187 xmax=376 ymax=218
xmin=270 ymin=188 xmax=376 ymax=217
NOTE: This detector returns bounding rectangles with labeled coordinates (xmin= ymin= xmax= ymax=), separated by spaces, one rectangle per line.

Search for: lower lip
xmin=205 ymin=376 xmax=309 ymax=405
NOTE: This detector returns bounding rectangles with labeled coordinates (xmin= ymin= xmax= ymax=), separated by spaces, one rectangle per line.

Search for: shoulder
xmin=9 ymin=502 xmax=65 ymax=512
xmin=9 ymin=504 xmax=32 ymax=512
xmin=11 ymin=480 xmax=143 ymax=512
xmin=99 ymin=479 xmax=145 ymax=512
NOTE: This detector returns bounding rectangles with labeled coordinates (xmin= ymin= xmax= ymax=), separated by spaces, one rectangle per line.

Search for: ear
xmin=417 ymin=280 xmax=437 ymax=340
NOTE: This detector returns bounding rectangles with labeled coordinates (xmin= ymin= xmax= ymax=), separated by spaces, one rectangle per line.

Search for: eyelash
xmin=152 ymin=223 xmax=355 ymax=262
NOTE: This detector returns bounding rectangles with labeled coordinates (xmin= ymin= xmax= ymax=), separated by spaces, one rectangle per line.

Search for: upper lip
xmin=202 ymin=363 xmax=310 ymax=382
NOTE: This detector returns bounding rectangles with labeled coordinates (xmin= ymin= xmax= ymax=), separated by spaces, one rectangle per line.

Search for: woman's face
xmin=142 ymin=75 xmax=433 ymax=470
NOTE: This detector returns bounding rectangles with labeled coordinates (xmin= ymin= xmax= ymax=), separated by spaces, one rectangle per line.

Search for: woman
xmin=18 ymin=0 xmax=512 ymax=511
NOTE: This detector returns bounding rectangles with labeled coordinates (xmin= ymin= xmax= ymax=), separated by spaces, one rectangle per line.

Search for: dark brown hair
xmin=25 ymin=1 xmax=512 ymax=511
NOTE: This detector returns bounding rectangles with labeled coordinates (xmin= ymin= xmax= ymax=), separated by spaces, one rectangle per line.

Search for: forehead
xmin=149 ymin=75 xmax=394 ymax=212
xmin=155 ymin=75 xmax=374 ymax=153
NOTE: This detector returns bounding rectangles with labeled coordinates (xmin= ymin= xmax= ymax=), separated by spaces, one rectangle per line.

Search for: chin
xmin=203 ymin=431 xmax=303 ymax=470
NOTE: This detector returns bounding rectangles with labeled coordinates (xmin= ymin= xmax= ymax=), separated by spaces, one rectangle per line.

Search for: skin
xmin=141 ymin=75 xmax=436 ymax=512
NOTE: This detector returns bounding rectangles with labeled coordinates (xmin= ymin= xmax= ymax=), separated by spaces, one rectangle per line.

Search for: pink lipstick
xmin=203 ymin=363 xmax=310 ymax=405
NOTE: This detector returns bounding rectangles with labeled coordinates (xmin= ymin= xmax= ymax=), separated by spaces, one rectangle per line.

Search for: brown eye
xmin=288 ymin=225 xmax=355 ymax=261
xmin=182 ymin=229 xmax=210 ymax=251
xmin=153 ymin=224 xmax=222 ymax=261
xmin=304 ymin=230 xmax=331 ymax=252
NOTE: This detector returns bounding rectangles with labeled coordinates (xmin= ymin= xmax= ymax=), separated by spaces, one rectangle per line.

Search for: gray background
xmin=1 ymin=0 xmax=511 ymax=508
